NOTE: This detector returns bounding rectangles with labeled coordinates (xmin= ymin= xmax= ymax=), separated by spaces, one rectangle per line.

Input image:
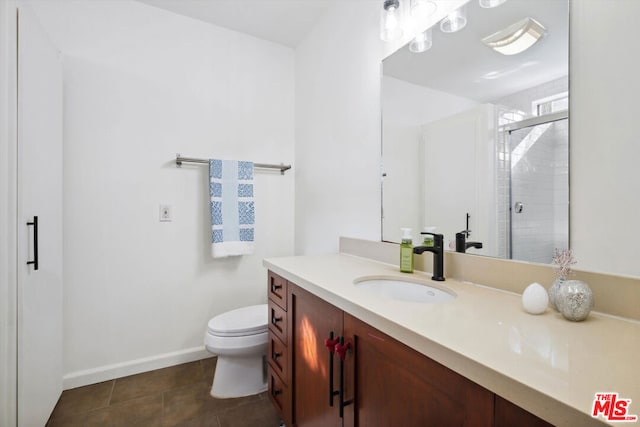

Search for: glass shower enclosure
xmin=504 ymin=111 xmax=569 ymax=264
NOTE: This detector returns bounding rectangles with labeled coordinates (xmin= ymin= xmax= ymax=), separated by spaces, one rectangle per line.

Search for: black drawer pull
xmin=271 ymin=316 xmax=283 ymax=325
xmin=272 ymin=352 xmax=282 ymax=360
xmin=271 ymin=283 xmax=283 ymax=292
xmin=26 ymin=216 xmax=39 ymax=270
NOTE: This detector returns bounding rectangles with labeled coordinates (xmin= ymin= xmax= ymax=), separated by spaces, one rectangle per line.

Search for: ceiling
xmin=383 ymin=0 xmax=569 ymax=102
xmin=135 ymin=0 xmax=569 ymax=101
xmin=135 ymin=0 xmax=336 ymax=48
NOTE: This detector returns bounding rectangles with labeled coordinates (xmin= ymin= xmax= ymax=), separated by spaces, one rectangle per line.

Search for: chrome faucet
xmin=413 ymin=232 xmax=445 ymax=281
xmin=455 ymin=231 xmax=483 ymax=253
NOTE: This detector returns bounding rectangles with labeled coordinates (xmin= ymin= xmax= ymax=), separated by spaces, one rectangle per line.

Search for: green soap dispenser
xmin=400 ymin=228 xmax=414 ymax=273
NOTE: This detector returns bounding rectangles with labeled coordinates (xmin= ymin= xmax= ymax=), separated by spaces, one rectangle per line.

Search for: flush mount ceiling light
xmin=440 ymin=5 xmax=467 ymax=33
xmin=482 ymin=17 xmax=546 ymax=55
xmin=479 ymin=0 xmax=508 ymax=8
xmin=380 ymin=0 xmax=403 ymax=42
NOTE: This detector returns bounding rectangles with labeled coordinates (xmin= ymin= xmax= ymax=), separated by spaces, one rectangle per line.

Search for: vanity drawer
xmin=268 ymin=365 xmax=290 ymax=423
xmin=268 ymin=333 xmax=288 ymax=380
xmin=268 ymin=271 xmax=287 ymax=309
xmin=268 ymin=300 xmax=287 ymax=345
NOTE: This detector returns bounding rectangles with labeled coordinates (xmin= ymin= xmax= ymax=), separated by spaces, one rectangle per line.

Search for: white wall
xmin=570 ymin=0 xmax=640 ymax=276
xmin=382 ymin=76 xmax=478 ymax=243
xmin=294 ymin=2 xmax=383 ymax=255
xmin=30 ymin=0 xmax=295 ymax=387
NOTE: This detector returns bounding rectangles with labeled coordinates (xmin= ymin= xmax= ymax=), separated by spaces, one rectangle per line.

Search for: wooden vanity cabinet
xmin=267 ymin=272 xmax=291 ymax=426
xmin=494 ymin=396 xmax=553 ymax=427
xmin=267 ymin=271 xmax=553 ymax=427
xmin=289 ymin=284 xmax=343 ymax=426
xmin=342 ymin=313 xmax=494 ymax=427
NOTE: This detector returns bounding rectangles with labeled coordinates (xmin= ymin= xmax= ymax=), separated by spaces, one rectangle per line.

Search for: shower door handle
xmin=514 ymin=202 xmax=524 ymax=214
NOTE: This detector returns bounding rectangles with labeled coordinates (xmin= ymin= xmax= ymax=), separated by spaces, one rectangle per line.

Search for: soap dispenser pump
xmin=400 ymin=228 xmax=414 ymax=273
xmin=422 ymin=226 xmax=436 ymax=246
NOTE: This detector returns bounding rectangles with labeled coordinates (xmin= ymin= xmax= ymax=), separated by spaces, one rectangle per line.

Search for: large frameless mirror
xmin=382 ymin=0 xmax=569 ymax=265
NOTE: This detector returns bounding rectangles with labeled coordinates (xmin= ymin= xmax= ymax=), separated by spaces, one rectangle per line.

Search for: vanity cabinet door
xmin=290 ymin=284 xmax=344 ymax=427
xmin=494 ymin=396 xmax=553 ymax=427
xmin=343 ymin=313 xmax=494 ymax=427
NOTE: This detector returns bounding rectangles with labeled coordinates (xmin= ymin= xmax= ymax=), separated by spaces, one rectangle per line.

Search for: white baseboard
xmin=62 ymin=346 xmax=211 ymax=390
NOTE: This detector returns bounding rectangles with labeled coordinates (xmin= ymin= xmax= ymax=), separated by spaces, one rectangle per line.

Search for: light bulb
xmin=380 ymin=0 xmax=403 ymax=41
xmin=409 ymin=28 xmax=433 ymax=53
xmin=440 ymin=5 xmax=467 ymax=33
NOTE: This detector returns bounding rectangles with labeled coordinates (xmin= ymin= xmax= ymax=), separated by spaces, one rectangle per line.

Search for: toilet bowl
xmin=204 ymin=304 xmax=268 ymax=398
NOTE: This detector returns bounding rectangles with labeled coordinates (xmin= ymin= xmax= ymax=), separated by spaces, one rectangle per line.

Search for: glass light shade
xmin=380 ymin=0 xmax=403 ymax=42
xmin=482 ymin=17 xmax=546 ymax=55
xmin=409 ymin=28 xmax=433 ymax=53
xmin=479 ymin=0 xmax=508 ymax=8
xmin=440 ymin=5 xmax=467 ymax=33
xmin=410 ymin=0 xmax=437 ymax=19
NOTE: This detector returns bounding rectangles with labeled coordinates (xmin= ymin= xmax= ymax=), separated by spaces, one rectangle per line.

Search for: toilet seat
xmin=207 ymin=304 xmax=267 ymax=337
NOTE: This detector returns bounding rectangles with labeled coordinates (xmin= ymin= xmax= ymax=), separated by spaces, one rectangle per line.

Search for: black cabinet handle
xmin=271 ymin=316 xmax=282 ymax=325
xmin=324 ymin=331 xmax=340 ymax=407
xmin=271 ymin=282 xmax=282 ymax=293
xmin=271 ymin=352 xmax=281 ymax=360
xmin=336 ymin=336 xmax=353 ymax=418
xmin=26 ymin=216 xmax=39 ymax=270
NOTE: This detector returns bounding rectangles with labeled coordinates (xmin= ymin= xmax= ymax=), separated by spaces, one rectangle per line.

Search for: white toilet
xmin=204 ymin=304 xmax=269 ymax=398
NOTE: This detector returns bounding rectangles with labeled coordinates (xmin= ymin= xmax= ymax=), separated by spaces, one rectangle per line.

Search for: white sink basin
xmin=353 ymin=276 xmax=456 ymax=303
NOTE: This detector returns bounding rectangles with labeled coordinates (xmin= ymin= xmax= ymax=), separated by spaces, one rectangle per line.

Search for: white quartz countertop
xmin=264 ymin=253 xmax=640 ymax=427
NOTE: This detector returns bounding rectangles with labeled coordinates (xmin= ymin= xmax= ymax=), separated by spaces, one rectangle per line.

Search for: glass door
xmin=508 ymin=114 xmax=569 ymax=263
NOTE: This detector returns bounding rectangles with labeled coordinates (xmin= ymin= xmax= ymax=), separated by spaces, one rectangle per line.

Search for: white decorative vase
xmin=548 ymin=277 xmax=565 ymax=311
xmin=557 ymin=280 xmax=594 ymax=322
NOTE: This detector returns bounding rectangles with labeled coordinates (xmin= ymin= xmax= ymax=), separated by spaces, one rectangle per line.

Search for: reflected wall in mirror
xmin=382 ymin=0 xmax=569 ymax=265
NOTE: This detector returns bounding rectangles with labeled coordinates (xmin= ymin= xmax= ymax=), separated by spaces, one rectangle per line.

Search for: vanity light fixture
xmin=410 ymin=0 xmax=437 ymax=19
xmin=380 ymin=0 xmax=403 ymax=42
xmin=409 ymin=27 xmax=433 ymax=53
xmin=440 ymin=5 xmax=467 ymax=33
xmin=479 ymin=0 xmax=508 ymax=8
xmin=482 ymin=17 xmax=546 ymax=55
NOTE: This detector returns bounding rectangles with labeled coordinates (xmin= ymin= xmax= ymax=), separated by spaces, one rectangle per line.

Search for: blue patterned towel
xmin=209 ymin=159 xmax=255 ymax=258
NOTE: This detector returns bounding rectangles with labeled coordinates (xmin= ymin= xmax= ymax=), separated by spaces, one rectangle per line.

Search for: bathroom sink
xmin=353 ymin=276 xmax=456 ymax=303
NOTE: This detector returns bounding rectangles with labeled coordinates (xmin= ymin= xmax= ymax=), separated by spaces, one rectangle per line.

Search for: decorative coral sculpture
xmin=552 ymin=248 xmax=576 ymax=279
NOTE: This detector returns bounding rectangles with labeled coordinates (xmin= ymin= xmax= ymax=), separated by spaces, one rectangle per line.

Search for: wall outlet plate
xmin=159 ymin=204 xmax=172 ymax=222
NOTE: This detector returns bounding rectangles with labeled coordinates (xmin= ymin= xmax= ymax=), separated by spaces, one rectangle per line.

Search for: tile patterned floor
xmin=46 ymin=357 xmax=282 ymax=427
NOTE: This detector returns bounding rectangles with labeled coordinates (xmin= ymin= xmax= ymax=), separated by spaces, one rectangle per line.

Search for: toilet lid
xmin=207 ymin=304 xmax=268 ymax=337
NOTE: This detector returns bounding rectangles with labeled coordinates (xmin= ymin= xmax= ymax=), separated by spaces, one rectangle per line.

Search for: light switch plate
xmin=159 ymin=204 xmax=172 ymax=222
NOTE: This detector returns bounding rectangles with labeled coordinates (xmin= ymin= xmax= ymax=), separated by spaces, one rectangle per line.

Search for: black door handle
xmin=26 ymin=216 xmax=39 ymax=270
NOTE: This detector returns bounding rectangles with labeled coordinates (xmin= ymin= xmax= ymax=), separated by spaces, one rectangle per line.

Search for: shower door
xmin=507 ymin=113 xmax=569 ymax=264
